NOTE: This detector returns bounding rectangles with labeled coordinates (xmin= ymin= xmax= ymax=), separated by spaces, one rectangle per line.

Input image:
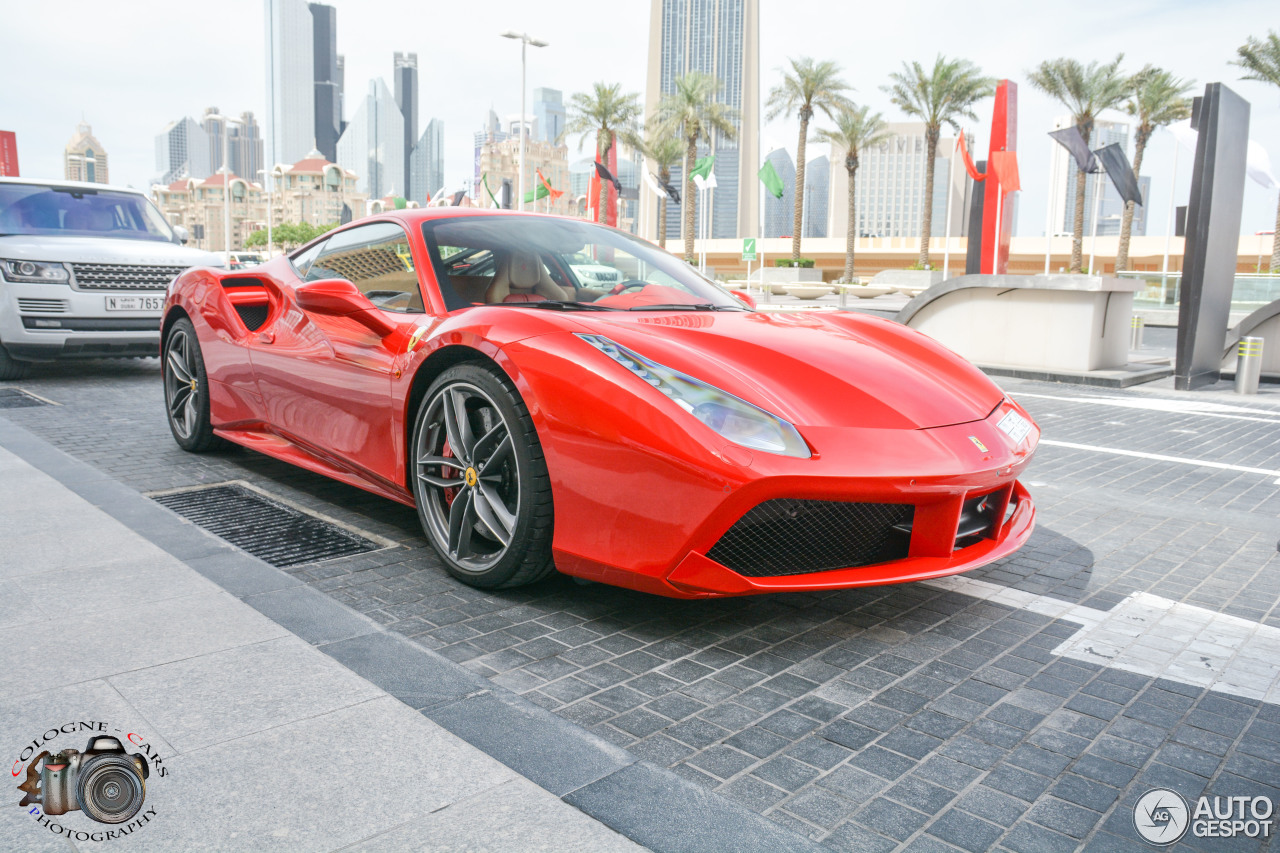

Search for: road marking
xmin=1014 ymin=392 xmax=1280 ymax=425
xmin=927 ymin=575 xmax=1280 ymax=705
xmin=1039 ymin=439 xmax=1280 ymax=484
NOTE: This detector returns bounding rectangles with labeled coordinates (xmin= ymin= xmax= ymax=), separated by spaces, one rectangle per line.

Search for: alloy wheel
xmin=164 ymin=327 xmax=199 ymax=440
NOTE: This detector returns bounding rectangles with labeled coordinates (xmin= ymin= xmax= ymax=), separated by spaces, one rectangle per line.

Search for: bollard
xmin=838 ymin=283 xmax=847 ymax=309
xmin=1129 ymin=316 xmax=1144 ymax=350
xmin=1235 ymin=336 xmax=1263 ymax=395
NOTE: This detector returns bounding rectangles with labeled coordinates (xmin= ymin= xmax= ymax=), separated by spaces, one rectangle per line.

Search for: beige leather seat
xmin=484 ymin=252 xmax=570 ymax=303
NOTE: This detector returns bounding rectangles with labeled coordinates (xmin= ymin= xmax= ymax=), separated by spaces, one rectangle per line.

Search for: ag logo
xmin=1134 ymin=788 xmax=1190 ymax=845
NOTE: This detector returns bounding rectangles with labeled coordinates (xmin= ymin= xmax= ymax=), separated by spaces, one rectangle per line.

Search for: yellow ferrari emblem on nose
xmin=465 ymin=467 xmax=478 ymax=487
xmin=968 ymin=436 xmax=988 ymax=452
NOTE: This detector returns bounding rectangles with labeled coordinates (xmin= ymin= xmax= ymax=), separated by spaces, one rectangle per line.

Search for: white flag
xmin=693 ymin=172 xmax=718 ymax=190
xmin=643 ymin=170 xmax=667 ymax=199
xmin=1168 ymin=120 xmax=1278 ymax=190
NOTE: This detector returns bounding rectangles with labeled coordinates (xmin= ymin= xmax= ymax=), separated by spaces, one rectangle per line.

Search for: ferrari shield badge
xmin=407 ymin=325 xmax=430 ymax=353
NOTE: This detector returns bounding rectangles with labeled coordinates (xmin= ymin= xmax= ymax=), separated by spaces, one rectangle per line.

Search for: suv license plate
xmin=105 ymin=295 xmax=165 ymax=312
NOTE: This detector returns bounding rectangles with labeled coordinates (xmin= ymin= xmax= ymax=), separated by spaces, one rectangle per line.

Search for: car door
xmin=248 ymin=221 xmax=426 ymax=487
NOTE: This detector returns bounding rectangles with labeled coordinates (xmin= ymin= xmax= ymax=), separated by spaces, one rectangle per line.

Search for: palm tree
xmin=766 ymin=58 xmax=853 ymax=261
xmin=633 ymin=131 xmax=684 ymax=249
xmin=1233 ymin=31 xmax=1280 ymax=272
xmin=653 ymin=71 xmax=738 ymax=261
xmin=565 ymin=82 xmax=642 ymax=225
xmin=817 ymin=106 xmax=891 ymax=283
xmin=885 ymin=55 xmax=995 ymax=269
xmin=1028 ymin=55 xmax=1131 ymax=273
xmin=1116 ymin=66 xmax=1194 ymax=272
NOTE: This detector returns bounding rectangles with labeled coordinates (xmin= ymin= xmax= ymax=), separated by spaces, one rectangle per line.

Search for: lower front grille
xmin=707 ymin=498 xmax=914 ymax=578
xmin=17 ymin=298 xmax=68 ymax=313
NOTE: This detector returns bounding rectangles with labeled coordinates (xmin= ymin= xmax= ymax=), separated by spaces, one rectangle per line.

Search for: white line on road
xmin=1039 ymin=439 xmax=1280 ymax=484
xmin=926 ymin=575 xmax=1280 ymax=705
xmin=1014 ymin=392 xmax=1280 ymax=425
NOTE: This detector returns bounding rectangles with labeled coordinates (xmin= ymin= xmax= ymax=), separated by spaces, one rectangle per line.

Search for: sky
xmin=2 ymin=0 xmax=1277 ymax=240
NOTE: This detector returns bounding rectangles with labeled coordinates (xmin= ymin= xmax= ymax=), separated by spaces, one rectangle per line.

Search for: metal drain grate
xmin=0 ymin=388 xmax=50 ymax=409
xmin=152 ymin=483 xmax=381 ymax=567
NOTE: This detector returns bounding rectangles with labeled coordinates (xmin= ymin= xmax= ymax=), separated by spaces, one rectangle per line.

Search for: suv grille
xmin=70 ymin=263 xmax=187 ymax=291
xmin=707 ymin=498 xmax=914 ymax=578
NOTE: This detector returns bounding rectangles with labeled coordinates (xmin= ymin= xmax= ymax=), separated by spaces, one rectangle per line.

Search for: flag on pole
xmin=536 ymin=169 xmax=564 ymax=201
xmin=594 ymin=161 xmax=622 ymax=191
xmin=955 ymin=133 xmax=986 ymax=182
xmin=523 ymin=184 xmax=551 ymax=204
xmin=988 ymin=151 xmax=1021 ymax=194
xmin=690 ymin=155 xmax=715 ymax=183
xmin=1092 ymin=144 xmax=1142 ymax=206
xmin=1048 ymin=127 xmax=1098 ymax=173
xmin=693 ymin=171 xmax=717 ymax=190
xmin=758 ymin=159 xmax=785 ymax=198
xmin=643 ymin=170 xmax=667 ymax=199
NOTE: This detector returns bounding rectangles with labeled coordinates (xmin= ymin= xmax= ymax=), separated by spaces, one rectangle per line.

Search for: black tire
xmin=411 ymin=363 xmax=556 ymax=589
xmin=0 ymin=343 xmax=29 ymax=381
xmin=162 ymin=318 xmax=226 ymax=452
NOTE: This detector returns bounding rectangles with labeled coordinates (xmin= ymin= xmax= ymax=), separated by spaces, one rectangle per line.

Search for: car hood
xmin=570 ymin=310 xmax=1004 ymax=430
xmin=0 ymin=235 xmax=222 ymax=267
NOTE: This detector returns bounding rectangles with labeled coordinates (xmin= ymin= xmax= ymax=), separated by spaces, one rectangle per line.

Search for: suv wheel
xmin=0 ymin=343 xmax=30 ymax=381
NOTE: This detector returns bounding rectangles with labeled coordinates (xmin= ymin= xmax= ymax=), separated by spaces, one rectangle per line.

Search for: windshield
xmin=422 ymin=215 xmax=743 ymax=312
xmin=0 ymin=183 xmax=175 ymax=243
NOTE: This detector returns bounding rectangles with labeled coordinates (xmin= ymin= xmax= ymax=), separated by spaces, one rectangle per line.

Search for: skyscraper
xmin=264 ymin=0 xmax=316 ymax=169
xmin=409 ymin=118 xmax=444 ymax=204
xmin=474 ymin=109 xmax=508 ymax=197
xmin=155 ymin=117 xmax=210 ymax=184
xmin=310 ymin=3 xmax=341 ymax=162
xmin=645 ymin=0 xmax=759 ymax=241
xmin=829 ymin=122 xmax=966 ymax=239
xmin=64 ymin=121 xmax=108 ymax=184
xmin=532 ymin=88 xmax=565 ymax=144
xmin=336 ymin=55 xmax=346 ymax=133
xmin=802 ymin=155 xmax=829 ymax=238
xmin=336 ymin=78 xmax=404 ymax=199
xmin=201 ymin=108 xmax=264 ymax=183
xmin=394 ymin=52 xmax=418 ymax=200
xmin=761 ymin=148 xmax=795 ymax=238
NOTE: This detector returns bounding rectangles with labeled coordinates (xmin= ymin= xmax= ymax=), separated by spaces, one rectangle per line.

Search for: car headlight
xmin=578 ymin=334 xmax=810 ymax=458
xmin=1 ymin=259 xmax=71 ymax=283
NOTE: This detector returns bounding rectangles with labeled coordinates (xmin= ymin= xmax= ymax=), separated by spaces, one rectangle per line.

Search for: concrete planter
xmin=839 ymin=285 xmax=895 ymax=299
xmin=784 ymin=285 xmax=834 ymax=300
xmin=870 ymin=269 xmax=944 ymax=289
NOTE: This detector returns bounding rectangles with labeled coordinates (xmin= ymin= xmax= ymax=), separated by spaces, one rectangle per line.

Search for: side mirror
xmin=172 ymin=225 xmax=190 ymax=245
xmin=296 ymin=278 xmax=398 ymax=337
xmin=729 ymin=289 xmax=756 ymax=310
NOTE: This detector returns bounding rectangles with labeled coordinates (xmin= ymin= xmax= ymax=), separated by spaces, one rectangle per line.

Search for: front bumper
xmin=0 ymin=279 xmax=162 ymax=360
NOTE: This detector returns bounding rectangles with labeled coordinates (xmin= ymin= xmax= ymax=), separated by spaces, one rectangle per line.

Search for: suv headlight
xmin=1 ymin=260 xmax=71 ymax=283
xmin=578 ymin=334 xmax=810 ymax=458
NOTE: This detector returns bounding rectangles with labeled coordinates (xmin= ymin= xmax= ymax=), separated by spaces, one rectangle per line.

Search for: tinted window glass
xmin=291 ymin=241 xmax=326 ymax=278
xmin=307 ymin=222 xmax=424 ymax=313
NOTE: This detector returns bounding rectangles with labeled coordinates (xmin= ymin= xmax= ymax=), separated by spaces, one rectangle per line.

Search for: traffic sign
xmin=742 ymin=238 xmax=757 ymax=261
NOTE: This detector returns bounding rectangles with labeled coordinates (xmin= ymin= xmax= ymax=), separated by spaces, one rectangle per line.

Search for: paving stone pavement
xmin=4 ymin=359 xmax=1279 ymax=852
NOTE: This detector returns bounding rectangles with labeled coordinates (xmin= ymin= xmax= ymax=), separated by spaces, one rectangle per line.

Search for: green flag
xmin=480 ymin=173 xmax=501 ymax=207
xmin=758 ymin=160 xmax=785 ymax=199
xmin=690 ymin=155 xmax=715 ymax=181
xmin=523 ymin=184 xmax=550 ymax=204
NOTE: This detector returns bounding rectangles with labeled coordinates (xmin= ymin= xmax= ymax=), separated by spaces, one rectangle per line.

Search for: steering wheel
xmin=609 ymin=280 xmax=649 ymax=296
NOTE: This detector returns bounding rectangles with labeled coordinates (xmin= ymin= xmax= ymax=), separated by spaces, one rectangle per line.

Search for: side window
xmin=306 ymin=222 xmax=424 ymax=313
xmin=291 ymin=240 xmax=327 ymax=279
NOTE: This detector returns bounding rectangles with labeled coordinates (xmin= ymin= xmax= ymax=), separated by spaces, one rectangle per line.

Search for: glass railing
xmin=1115 ymin=271 xmax=1280 ymax=314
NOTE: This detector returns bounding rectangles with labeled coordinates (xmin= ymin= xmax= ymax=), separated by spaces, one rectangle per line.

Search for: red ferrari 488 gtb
xmin=161 ymin=209 xmax=1038 ymax=598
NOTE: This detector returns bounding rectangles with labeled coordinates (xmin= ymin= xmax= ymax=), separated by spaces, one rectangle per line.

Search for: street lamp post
xmin=500 ymin=30 xmax=547 ymax=212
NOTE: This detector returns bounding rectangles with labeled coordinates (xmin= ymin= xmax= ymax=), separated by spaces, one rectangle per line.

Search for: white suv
xmin=0 ymin=177 xmax=221 ymax=379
